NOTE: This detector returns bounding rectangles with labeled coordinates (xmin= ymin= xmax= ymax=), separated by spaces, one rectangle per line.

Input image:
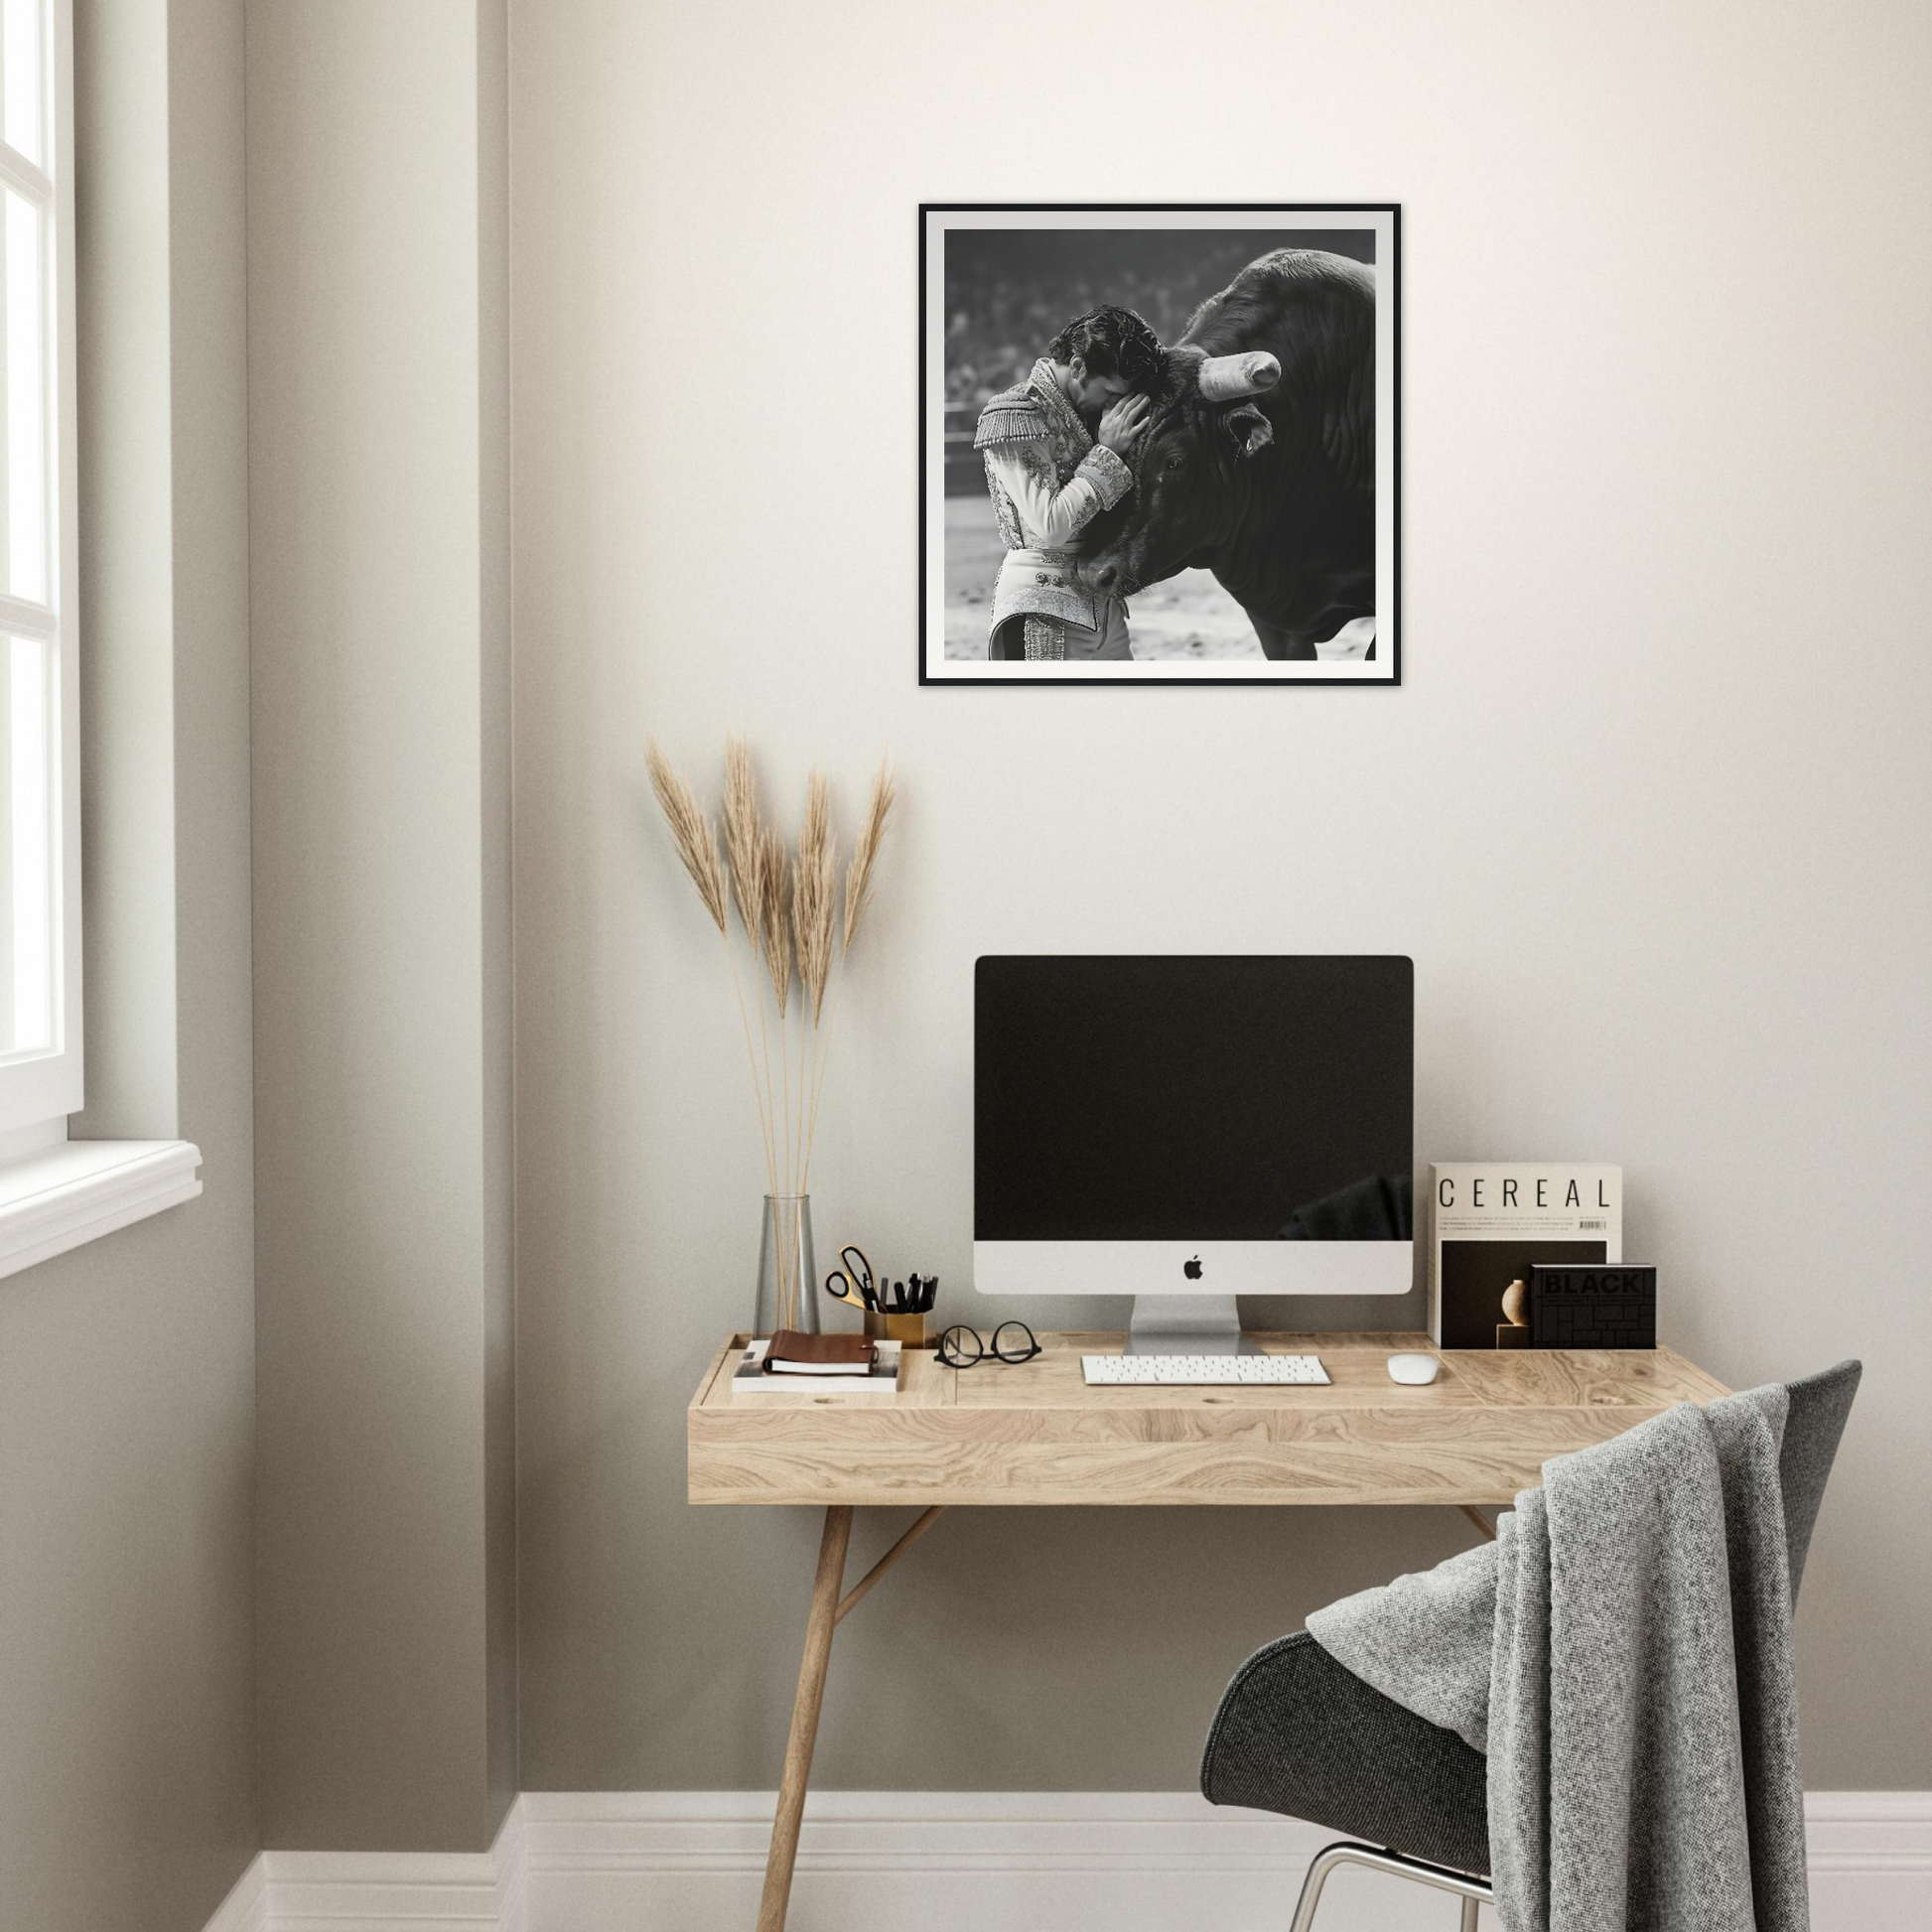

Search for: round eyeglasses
xmin=936 ymin=1320 xmax=1041 ymax=1368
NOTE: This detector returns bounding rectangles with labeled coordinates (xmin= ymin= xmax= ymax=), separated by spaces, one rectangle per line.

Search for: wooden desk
xmin=688 ymin=1330 xmax=1728 ymax=1931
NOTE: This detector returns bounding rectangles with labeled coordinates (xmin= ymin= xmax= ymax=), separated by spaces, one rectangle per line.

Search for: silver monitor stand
xmin=1124 ymin=1293 xmax=1259 ymax=1356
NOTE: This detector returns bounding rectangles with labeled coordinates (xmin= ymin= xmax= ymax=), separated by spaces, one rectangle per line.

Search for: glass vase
xmin=754 ymin=1193 xmax=818 ymax=1338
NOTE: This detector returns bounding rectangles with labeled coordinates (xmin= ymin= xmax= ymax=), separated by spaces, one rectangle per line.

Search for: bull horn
xmin=1196 ymin=350 xmax=1281 ymax=402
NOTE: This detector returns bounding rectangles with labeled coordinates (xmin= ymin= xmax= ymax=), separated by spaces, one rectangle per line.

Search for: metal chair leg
xmin=1286 ymin=1844 xmax=1347 ymax=1932
xmin=1288 ymin=1841 xmax=1493 ymax=1932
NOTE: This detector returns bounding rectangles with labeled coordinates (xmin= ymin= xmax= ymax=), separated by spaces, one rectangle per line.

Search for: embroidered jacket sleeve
xmin=982 ymin=440 xmax=1133 ymax=547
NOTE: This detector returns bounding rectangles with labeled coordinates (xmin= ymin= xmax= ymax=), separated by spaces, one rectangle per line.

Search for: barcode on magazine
xmin=1579 ymin=1218 xmax=1608 ymax=1230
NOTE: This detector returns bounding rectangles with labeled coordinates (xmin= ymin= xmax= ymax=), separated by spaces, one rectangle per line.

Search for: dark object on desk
xmin=764 ymin=1330 xmax=878 ymax=1375
xmin=1529 ymin=1263 xmax=1657 ymax=1349
xmin=1200 ymin=1359 xmax=1862 ymax=1931
xmin=892 ymin=1273 xmax=937 ymax=1314
xmin=937 ymin=1320 xmax=1039 ymax=1368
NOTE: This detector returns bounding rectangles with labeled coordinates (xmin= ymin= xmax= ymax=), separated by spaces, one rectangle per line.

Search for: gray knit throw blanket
xmin=1307 ymin=1388 xmax=1809 ymax=1932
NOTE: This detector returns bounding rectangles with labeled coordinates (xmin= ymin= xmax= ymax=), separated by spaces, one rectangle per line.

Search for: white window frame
xmin=0 ymin=0 xmax=200 ymax=1278
xmin=0 ymin=0 xmax=78 ymax=1141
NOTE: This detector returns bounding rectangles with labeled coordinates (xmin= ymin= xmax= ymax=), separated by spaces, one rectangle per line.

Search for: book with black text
xmin=1428 ymin=1164 xmax=1621 ymax=1348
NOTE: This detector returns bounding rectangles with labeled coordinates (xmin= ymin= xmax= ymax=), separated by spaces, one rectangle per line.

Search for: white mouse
xmin=1387 ymin=1352 xmax=1442 ymax=1386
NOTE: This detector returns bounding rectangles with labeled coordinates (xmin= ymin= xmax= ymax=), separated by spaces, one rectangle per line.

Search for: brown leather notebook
xmin=763 ymin=1329 xmax=878 ymax=1375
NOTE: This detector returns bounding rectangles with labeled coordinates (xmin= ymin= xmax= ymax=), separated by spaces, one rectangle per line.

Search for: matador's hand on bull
xmin=1097 ymin=393 xmax=1150 ymax=457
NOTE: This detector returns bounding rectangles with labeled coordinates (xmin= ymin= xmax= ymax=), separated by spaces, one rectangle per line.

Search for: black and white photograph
xmin=920 ymin=205 xmax=1399 ymax=684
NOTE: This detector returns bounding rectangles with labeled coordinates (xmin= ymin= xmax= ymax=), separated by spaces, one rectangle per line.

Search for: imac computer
xmin=973 ymin=955 xmax=1414 ymax=1354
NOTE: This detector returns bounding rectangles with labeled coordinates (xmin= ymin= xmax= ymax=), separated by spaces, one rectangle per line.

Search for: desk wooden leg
xmin=757 ymin=1504 xmax=853 ymax=1932
xmin=837 ymin=1505 xmax=944 ymax=1625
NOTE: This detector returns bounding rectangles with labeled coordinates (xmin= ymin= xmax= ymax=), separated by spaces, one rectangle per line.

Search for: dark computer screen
xmin=974 ymin=956 xmax=1414 ymax=1241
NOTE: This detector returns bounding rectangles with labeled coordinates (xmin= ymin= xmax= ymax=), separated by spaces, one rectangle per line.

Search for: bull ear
xmin=1224 ymin=402 xmax=1274 ymax=459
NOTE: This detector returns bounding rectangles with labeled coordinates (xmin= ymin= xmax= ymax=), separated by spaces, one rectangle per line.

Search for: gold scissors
xmin=824 ymin=1244 xmax=878 ymax=1312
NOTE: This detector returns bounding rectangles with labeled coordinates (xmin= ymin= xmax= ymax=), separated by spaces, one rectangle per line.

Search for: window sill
xmin=0 ymin=1139 xmax=204 ymax=1282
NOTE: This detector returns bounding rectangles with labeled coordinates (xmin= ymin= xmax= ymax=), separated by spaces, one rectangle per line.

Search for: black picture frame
xmin=919 ymin=203 xmax=1401 ymax=687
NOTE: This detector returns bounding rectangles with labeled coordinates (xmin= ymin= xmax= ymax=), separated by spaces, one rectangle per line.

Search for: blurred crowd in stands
xmin=941 ymin=228 xmax=1372 ymax=409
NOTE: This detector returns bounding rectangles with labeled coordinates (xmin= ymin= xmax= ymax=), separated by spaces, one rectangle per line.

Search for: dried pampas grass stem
xmin=805 ymin=757 xmax=896 ymax=1190
xmin=794 ymin=772 xmax=836 ymax=1025
xmin=647 ymin=739 xmax=773 ymax=1188
xmin=645 ymin=741 xmax=728 ymax=936
xmin=723 ymin=736 xmax=763 ymax=940
xmin=645 ymin=738 xmax=897 ymax=1268
xmin=843 ymin=759 xmax=896 ymax=950
xmin=759 ymin=828 xmax=792 ymax=1017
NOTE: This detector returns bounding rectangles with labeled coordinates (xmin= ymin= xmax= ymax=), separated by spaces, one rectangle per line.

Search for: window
xmin=0 ymin=0 xmax=76 ymax=1142
xmin=0 ymin=0 xmax=200 ymax=1272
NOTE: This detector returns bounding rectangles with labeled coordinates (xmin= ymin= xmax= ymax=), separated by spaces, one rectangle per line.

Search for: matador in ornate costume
xmin=973 ymin=306 xmax=1161 ymax=662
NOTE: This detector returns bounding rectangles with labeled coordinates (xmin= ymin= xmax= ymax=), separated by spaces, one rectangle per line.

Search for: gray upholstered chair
xmin=1199 ymin=1361 xmax=1862 ymax=1930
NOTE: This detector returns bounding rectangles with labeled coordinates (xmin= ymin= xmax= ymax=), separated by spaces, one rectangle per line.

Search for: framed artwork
xmin=919 ymin=204 xmax=1400 ymax=686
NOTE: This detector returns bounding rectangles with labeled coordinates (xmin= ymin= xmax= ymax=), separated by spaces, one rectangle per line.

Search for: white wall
xmin=509 ymin=0 xmax=1932 ymax=1794
xmin=248 ymin=0 xmax=515 ymax=1854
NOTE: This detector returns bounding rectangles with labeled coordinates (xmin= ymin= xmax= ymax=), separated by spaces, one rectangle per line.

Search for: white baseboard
xmin=201 ymin=1789 xmax=1932 ymax=1932
xmin=201 ymin=1852 xmax=268 ymax=1932
xmin=201 ymin=1808 xmax=526 ymax=1932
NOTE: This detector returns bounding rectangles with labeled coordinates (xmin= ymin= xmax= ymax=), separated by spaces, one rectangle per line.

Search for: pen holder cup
xmin=866 ymin=1310 xmax=927 ymax=1349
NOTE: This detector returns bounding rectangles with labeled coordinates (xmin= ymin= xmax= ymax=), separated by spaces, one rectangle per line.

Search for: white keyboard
xmin=1081 ymin=1352 xmax=1329 ymax=1386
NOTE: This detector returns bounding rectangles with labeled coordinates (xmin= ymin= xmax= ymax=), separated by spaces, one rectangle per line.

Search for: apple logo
xmin=1183 ymin=1255 xmax=1203 ymax=1280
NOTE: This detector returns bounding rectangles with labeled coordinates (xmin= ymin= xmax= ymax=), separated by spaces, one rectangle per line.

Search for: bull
xmin=1080 ymin=249 xmax=1376 ymax=661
